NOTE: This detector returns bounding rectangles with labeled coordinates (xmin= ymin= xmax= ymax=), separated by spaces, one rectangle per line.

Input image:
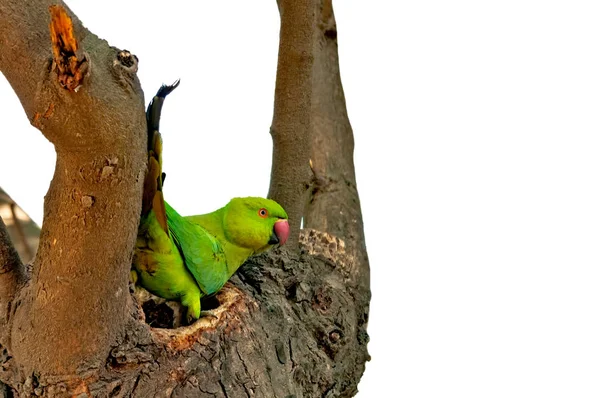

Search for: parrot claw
xmin=129 ymin=270 xmax=138 ymax=285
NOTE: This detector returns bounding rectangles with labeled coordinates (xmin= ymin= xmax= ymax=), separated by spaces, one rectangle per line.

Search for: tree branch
xmin=268 ymin=0 xmax=317 ymax=248
xmin=0 ymin=1 xmax=55 ymax=118
xmin=305 ymin=0 xmax=370 ymax=289
xmin=1 ymin=1 xmax=147 ymax=374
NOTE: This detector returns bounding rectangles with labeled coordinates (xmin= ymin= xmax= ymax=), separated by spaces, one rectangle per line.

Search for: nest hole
xmin=201 ymin=294 xmax=220 ymax=311
xmin=142 ymin=300 xmax=176 ymax=329
xmin=139 ymin=292 xmax=222 ymax=329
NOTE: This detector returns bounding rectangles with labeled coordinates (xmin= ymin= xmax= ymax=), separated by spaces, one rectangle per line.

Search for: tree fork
xmin=0 ymin=1 xmax=370 ymax=396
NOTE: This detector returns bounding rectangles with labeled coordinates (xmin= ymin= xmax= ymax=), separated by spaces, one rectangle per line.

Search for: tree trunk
xmin=0 ymin=1 xmax=370 ymax=397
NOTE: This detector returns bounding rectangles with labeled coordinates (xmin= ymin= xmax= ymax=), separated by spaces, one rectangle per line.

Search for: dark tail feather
xmin=141 ymin=80 xmax=180 ymax=234
xmin=146 ymin=79 xmax=180 ymax=143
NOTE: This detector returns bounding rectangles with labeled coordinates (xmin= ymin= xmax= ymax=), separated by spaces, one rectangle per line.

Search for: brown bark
xmin=0 ymin=1 xmax=146 ymax=375
xmin=0 ymin=1 xmax=370 ymax=397
xmin=305 ymin=0 xmax=370 ymax=287
xmin=0 ymin=217 xmax=25 ymax=343
xmin=268 ymin=0 xmax=316 ymax=248
xmin=304 ymin=0 xmax=371 ymax=378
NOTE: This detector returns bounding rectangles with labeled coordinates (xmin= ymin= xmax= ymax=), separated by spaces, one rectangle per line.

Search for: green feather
xmin=132 ymin=82 xmax=288 ymax=324
xmin=165 ymin=202 xmax=228 ymax=296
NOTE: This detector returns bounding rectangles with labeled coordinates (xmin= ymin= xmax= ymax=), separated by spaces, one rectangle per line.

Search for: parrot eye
xmin=258 ymin=208 xmax=268 ymax=218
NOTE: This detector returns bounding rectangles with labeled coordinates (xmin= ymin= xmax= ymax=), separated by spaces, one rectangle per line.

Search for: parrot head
xmin=222 ymin=197 xmax=289 ymax=252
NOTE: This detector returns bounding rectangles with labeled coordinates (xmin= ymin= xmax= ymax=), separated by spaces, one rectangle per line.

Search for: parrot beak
xmin=269 ymin=219 xmax=290 ymax=246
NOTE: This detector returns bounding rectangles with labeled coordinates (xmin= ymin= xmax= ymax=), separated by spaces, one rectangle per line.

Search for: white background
xmin=2 ymin=1 xmax=600 ymax=396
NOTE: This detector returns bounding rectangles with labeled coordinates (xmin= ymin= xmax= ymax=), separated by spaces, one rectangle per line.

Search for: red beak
xmin=273 ymin=219 xmax=290 ymax=246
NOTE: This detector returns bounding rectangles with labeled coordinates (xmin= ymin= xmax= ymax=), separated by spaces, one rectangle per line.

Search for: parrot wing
xmin=165 ymin=202 xmax=229 ymax=296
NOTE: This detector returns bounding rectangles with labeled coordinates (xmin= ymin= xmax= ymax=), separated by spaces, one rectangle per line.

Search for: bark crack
xmin=130 ymin=372 xmax=142 ymax=396
xmin=288 ymin=338 xmax=296 ymax=370
xmin=235 ymin=346 xmax=252 ymax=384
xmin=218 ymin=379 xmax=229 ymax=398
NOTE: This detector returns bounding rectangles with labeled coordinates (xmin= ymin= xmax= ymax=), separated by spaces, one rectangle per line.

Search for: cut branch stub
xmin=49 ymin=5 xmax=88 ymax=91
xmin=116 ymin=50 xmax=139 ymax=72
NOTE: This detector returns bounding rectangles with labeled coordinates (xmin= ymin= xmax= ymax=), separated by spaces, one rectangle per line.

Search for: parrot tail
xmin=141 ymin=80 xmax=180 ymax=234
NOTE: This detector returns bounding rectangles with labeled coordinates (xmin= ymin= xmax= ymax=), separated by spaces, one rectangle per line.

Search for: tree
xmin=0 ymin=0 xmax=370 ymax=396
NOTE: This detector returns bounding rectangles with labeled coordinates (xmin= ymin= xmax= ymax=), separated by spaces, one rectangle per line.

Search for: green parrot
xmin=132 ymin=81 xmax=289 ymax=324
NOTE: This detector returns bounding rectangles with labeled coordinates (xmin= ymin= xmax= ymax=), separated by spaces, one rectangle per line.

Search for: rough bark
xmin=0 ymin=233 xmax=368 ymax=397
xmin=305 ymin=0 xmax=370 ymax=286
xmin=0 ymin=0 xmax=146 ymax=375
xmin=0 ymin=1 xmax=370 ymax=397
xmin=304 ymin=0 xmax=371 ymax=358
xmin=268 ymin=0 xmax=316 ymax=248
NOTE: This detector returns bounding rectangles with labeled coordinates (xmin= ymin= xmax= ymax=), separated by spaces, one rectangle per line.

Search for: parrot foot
xmin=129 ymin=270 xmax=138 ymax=285
xmin=128 ymin=271 xmax=138 ymax=294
